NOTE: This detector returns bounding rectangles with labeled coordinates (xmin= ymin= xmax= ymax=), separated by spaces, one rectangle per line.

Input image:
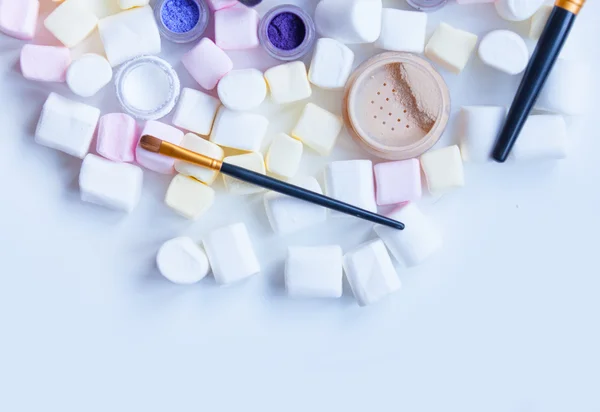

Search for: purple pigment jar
xmin=258 ymin=5 xmax=316 ymax=61
xmin=154 ymin=0 xmax=209 ymax=43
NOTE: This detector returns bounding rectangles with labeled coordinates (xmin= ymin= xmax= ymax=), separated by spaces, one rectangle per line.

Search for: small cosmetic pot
xmin=258 ymin=5 xmax=316 ymax=61
xmin=154 ymin=0 xmax=209 ymax=43
xmin=406 ymin=0 xmax=448 ymax=11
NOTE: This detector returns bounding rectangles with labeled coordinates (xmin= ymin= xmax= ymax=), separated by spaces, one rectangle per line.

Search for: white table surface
xmin=1 ymin=1 xmax=599 ymax=410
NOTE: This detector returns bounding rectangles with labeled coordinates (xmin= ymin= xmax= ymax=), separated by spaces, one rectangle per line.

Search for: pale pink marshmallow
xmin=20 ymin=45 xmax=71 ymax=83
xmin=97 ymin=113 xmax=139 ymax=163
xmin=135 ymin=121 xmax=184 ymax=174
xmin=456 ymin=0 xmax=494 ymax=3
xmin=374 ymin=159 xmax=422 ymax=206
xmin=0 ymin=0 xmax=39 ymax=40
xmin=182 ymin=38 xmax=233 ymax=90
xmin=207 ymin=0 xmax=237 ymax=10
xmin=214 ymin=4 xmax=259 ymax=50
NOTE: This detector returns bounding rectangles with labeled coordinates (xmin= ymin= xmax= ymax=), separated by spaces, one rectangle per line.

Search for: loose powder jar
xmin=406 ymin=0 xmax=448 ymax=11
xmin=343 ymin=53 xmax=450 ymax=160
xmin=155 ymin=0 xmax=209 ymax=43
xmin=258 ymin=5 xmax=316 ymax=61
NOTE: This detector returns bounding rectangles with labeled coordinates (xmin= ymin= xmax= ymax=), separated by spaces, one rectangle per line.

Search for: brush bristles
xmin=140 ymin=135 xmax=162 ymax=153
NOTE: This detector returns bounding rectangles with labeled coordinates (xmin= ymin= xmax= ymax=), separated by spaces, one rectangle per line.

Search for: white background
xmin=1 ymin=0 xmax=599 ymax=411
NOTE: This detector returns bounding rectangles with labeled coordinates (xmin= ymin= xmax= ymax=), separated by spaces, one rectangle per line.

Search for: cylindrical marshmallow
xmin=459 ymin=106 xmax=507 ymax=163
xmin=67 ymin=54 xmax=113 ymax=97
xmin=478 ymin=30 xmax=529 ymax=75
xmin=495 ymin=0 xmax=545 ymax=21
xmin=218 ymin=69 xmax=267 ymax=111
xmin=315 ymin=0 xmax=382 ymax=44
xmin=156 ymin=237 xmax=211 ymax=284
xmin=511 ymin=115 xmax=568 ymax=161
xmin=535 ymin=59 xmax=590 ymax=115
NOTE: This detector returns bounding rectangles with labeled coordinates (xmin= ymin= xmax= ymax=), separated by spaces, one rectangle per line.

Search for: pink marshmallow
xmin=97 ymin=113 xmax=139 ymax=163
xmin=456 ymin=0 xmax=495 ymax=3
xmin=214 ymin=4 xmax=259 ymax=50
xmin=207 ymin=0 xmax=238 ymax=11
xmin=0 ymin=0 xmax=39 ymax=40
xmin=374 ymin=159 xmax=422 ymax=206
xmin=135 ymin=121 xmax=184 ymax=174
xmin=182 ymin=38 xmax=233 ymax=90
xmin=20 ymin=44 xmax=71 ymax=82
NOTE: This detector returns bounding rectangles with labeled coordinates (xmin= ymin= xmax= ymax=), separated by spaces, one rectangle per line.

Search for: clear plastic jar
xmin=406 ymin=0 xmax=448 ymax=12
xmin=154 ymin=0 xmax=209 ymax=44
xmin=258 ymin=5 xmax=316 ymax=61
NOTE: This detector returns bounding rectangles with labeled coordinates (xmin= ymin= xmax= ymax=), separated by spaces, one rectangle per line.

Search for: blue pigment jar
xmin=406 ymin=0 xmax=447 ymax=11
xmin=258 ymin=5 xmax=316 ymax=62
xmin=155 ymin=0 xmax=209 ymax=43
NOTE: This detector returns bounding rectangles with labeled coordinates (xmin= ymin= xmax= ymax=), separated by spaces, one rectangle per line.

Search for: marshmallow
xmin=79 ymin=154 xmax=143 ymax=213
xmin=98 ymin=6 xmax=161 ymax=67
xmin=264 ymin=176 xmax=327 ymax=235
xmin=210 ymin=107 xmax=268 ymax=152
xmin=511 ymin=115 xmax=567 ymax=161
xmin=172 ymin=88 xmax=221 ymax=136
xmin=0 ymin=0 xmax=39 ymax=40
xmin=315 ymin=0 xmax=382 ymax=44
xmin=530 ymin=5 xmax=553 ymax=40
xmin=375 ymin=9 xmax=427 ymax=53
xmin=66 ymin=53 xmax=112 ymax=97
xmin=264 ymin=61 xmax=312 ymax=105
xmin=96 ymin=113 xmax=138 ymax=163
xmin=425 ymin=23 xmax=478 ymax=74
xmin=343 ymin=239 xmax=401 ymax=306
xmin=214 ymin=4 xmax=259 ymax=50
xmin=292 ymin=103 xmax=343 ymax=156
xmin=175 ymin=133 xmax=224 ymax=185
xmin=222 ymin=152 xmax=266 ymax=195
xmin=136 ymin=121 xmax=184 ymax=174
xmin=478 ymin=30 xmax=529 ymax=75
xmin=217 ymin=69 xmax=267 ymax=111
xmin=119 ymin=0 xmax=149 ymax=10
xmin=535 ymin=59 xmax=590 ymax=116
xmin=325 ymin=160 xmax=377 ymax=216
xmin=74 ymin=0 xmax=121 ymax=18
xmin=20 ymin=45 xmax=71 ymax=83
xmin=420 ymin=145 xmax=465 ymax=195
xmin=44 ymin=0 xmax=98 ymax=48
xmin=165 ymin=174 xmax=216 ymax=220
xmin=374 ymin=203 xmax=443 ymax=267
xmin=182 ymin=38 xmax=233 ymax=90
xmin=35 ymin=93 xmax=100 ymax=159
xmin=459 ymin=106 xmax=506 ymax=163
xmin=156 ymin=237 xmax=210 ymax=285
xmin=265 ymin=133 xmax=303 ymax=180
xmin=374 ymin=159 xmax=422 ymax=206
xmin=308 ymin=38 xmax=354 ymax=90
xmin=495 ymin=0 xmax=545 ymax=21
xmin=285 ymin=246 xmax=343 ymax=298
xmin=456 ymin=0 xmax=495 ymax=3
xmin=207 ymin=0 xmax=237 ymax=11
xmin=203 ymin=223 xmax=261 ymax=285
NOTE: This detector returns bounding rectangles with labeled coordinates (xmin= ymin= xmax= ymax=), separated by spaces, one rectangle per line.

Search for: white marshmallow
xmin=222 ymin=152 xmax=266 ymax=195
xmin=74 ymin=0 xmax=121 ymax=18
xmin=425 ymin=23 xmax=478 ymax=74
xmin=308 ymin=38 xmax=355 ymax=90
xmin=175 ymin=134 xmax=224 ymax=185
xmin=375 ymin=9 xmax=427 ymax=53
xmin=343 ymin=240 xmax=401 ymax=307
xmin=119 ymin=0 xmax=149 ymax=10
xmin=217 ymin=69 xmax=267 ymax=111
xmin=374 ymin=203 xmax=443 ymax=267
xmin=35 ymin=93 xmax=100 ymax=159
xmin=325 ymin=160 xmax=377 ymax=217
xmin=459 ymin=106 xmax=507 ymax=163
xmin=79 ymin=154 xmax=143 ymax=213
xmin=44 ymin=0 xmax=99 ymax=48
xmin=264 ymin=176 xmax=327 ymax=235
xmin=420 ymin=145 xmax=465 ymax=195
xmin=285 ymin=246 xmax=343 ymax=298
xmin=478 ymin=30 xmax=529 ymax=75
xmin=66 ymin=54 xmax=113 ymax=98
xmin=530 ymin=5 xmax=553 ymax=40
xmin=172 ymin=88 xmax=221 ymax=136
xmin=203 ymin=223 xmax=260 ymax=285
xmin=264 ymin=61 xmax=312 ymax=105
xmin=156 ymin=237 xmax=210 ymax=285
xmin=265 ymin=133 xmax=303 ymax=180
xmin=495 ymin=0 xmax=545 ymax=21
xmin=535 ymin=59 xmax=590 ymax=115
xmin=315 ymin=0 xmax=382 ymax=44
xmin=511 ymin=115 xmax=567 ymax=161
xmin=98 ymin=6 xmax=161 ymax=67
xmin=165 ymin=174 xmax=215 ymax=220
xmin=210 ymin=107 xmax=269 ymax=152
xmin=292 ymin=103 xmax=343 ymax=156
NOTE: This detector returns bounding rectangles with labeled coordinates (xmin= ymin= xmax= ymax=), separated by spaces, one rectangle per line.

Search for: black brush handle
xmin=492 ymin=6 xmax=577 ymax=162
xmin=220 ymin=163 xmax=405 ymax=230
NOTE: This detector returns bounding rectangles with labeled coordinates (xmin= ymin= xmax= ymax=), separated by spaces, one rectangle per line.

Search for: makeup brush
xmin=492 ymin=0 xmax=585 ymax=162
xmin=140 ymin=135 xmax=405 ymax=230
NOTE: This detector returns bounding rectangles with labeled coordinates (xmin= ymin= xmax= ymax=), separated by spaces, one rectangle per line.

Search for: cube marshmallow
xmin=425 ymin=23 xmax=478 ymax=74
xmin=44 ymin=0 xmax=98 ymax=48
xmin=374 ymin=159 xmax=422 ymax=206
xmin=214 ymin=4 xmax=259 ymax=50
xmin=217 ymin=69 xmax=267 ymax=111
xmin=308 ymin=38 xmax=355 ymax=90
xmin=0 ymin=0 xmax=39 ymax=40
xmin=478 ymin=30 xmax=529 ymax=75
xmin=495 ymin=0 xmax=545 ymax=21
xmin=375 ymin=9 xmax=427 ymax=53
xmin=175 ymin=133 xmax=224 ymax=185
xmin=172 ymin=88 xmax=221 ymax=136
xmin=66 ymin=53 xmax=113 ymax=97
xmin=511 ymin=115 xmax=567 ymax=161
xmin=343 ymin=239 xmax=401 ymax=307
xmin=292 ymin=103 xmax=343 ymax=156
xmin=136 ymin=121 xmax=184 ymax=174
xmin=79 ymin=154 xmax=143 ymax=213
xmin=73 ymin=0 xmax=121 ymax=18
xmin=119 ymin=0 xmax=150 ymax=10
xmin=535 ymin=59 xmax=590 ymax=116
xmin=210 ymin=107 xmax=269 ymax=152
xmin=35 ymin=93 xmax=100 ymax=159
xmin=285 ymin=246 xmax=343 ymax=298
xmin=182 ymin=38 xmax=233 ymax=90
xmin=20 ymin=45 xmax=71 ymax=83
xmin=315 ymin=0 xmax=382 ymax=44
xmin=265 ymin=133 xmax=303 ymax=180
xmin=459 ymin=106 xmax=506 ymax=163
xmin=203 ymin=223 xmax=261 ymax=285
xmin=530 ymin=5 xmax=553 ymax=40
xmin=207 ymin=0 xmax=238 ymax=11
xmin=374 ymin=203 xmax=443 ymax=267
xmin=264 ymin=61 xmax=312 ymax=105
xmin=222 ymin=152 xmax=266 ymax=195
xmin=165 ymin=174 xmax=216 ymax=220
xmin=156 ymin=237 xmax=210 ymax=285
xmin=420 ymin=145 xmax=465 ymax=195
xmin=325 ymin=160 xmax=377 ymax=216
xmin=96 ymin=113 xmax=138 ymax=163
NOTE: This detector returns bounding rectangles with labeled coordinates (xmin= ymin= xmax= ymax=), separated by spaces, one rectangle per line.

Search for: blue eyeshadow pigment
xmin=161 ymin=0 xmax=201 ymax=33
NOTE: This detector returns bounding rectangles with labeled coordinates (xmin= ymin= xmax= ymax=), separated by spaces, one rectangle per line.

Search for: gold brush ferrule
xmin=160 ymin=141 xmax=223 ymax=171
xmin=555 ymin=0 xmax=585 ymax=14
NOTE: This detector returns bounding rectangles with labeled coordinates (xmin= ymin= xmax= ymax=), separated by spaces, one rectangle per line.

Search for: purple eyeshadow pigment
xmin=267 ymin=12 xmax=307 ymax=51
xmin=161 ymin=0 xmax=201 ymax=33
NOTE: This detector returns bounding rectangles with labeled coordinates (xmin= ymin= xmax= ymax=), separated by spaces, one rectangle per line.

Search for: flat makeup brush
xmin=140 ymin=135 xmax=405 ymax=230
xmin=492 ymin=0 xmax=585 ymax=162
